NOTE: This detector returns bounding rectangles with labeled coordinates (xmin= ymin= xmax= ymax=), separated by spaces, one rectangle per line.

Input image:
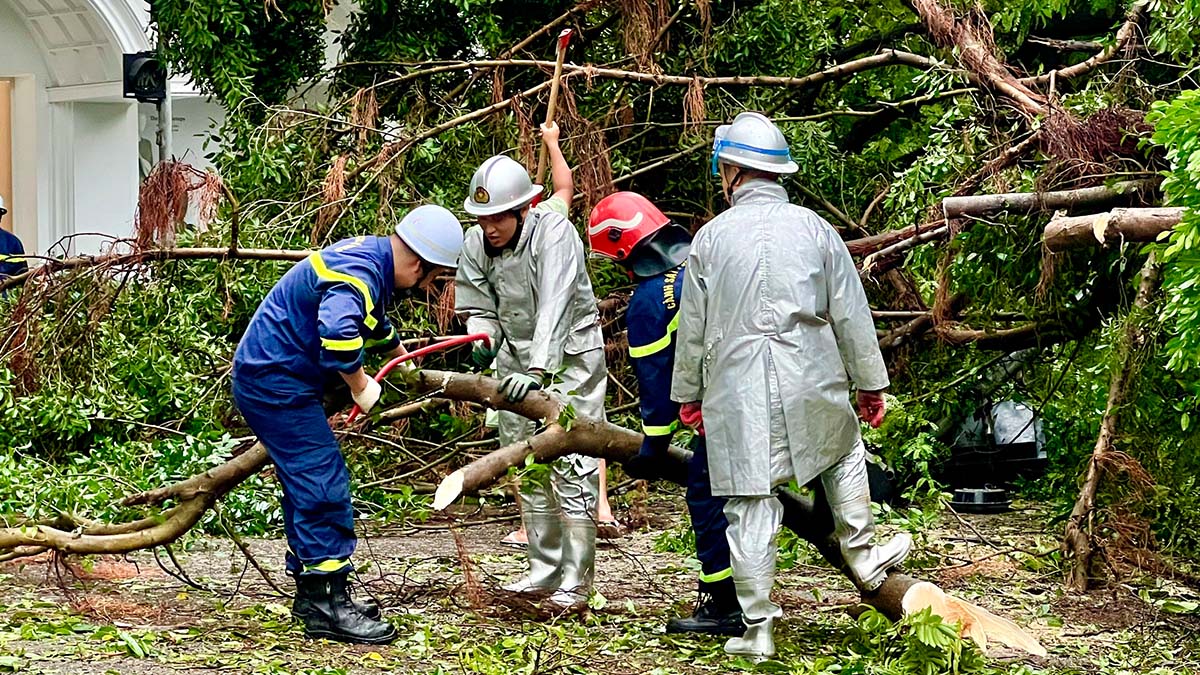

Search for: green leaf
xmin=118 ymin=631 xmax=145 ymax=658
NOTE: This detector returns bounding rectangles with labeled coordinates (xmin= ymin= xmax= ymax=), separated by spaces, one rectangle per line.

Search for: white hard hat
xmin=463 ymin=155 xmax=542 ymax=216
xmin=0 ymin=195 xmax=6 ymax=216
xmin=712 ymin=111 xmax=798 ymax=176
xmin=395 ymin=204 xmax=464 ymax=268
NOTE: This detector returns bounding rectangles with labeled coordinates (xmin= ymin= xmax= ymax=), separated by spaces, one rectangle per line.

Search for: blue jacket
xmin=627 ymin=262 xmax=686 ymax=457
xmin=234 ymin=235 xmax=401 ymax=403
xmin=0 ymin=229 xmax=27 ymax=280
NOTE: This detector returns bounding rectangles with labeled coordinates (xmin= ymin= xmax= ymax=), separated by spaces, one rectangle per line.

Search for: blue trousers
xmin=687 ymin=438 xmax=732 ymax=584
xmin=233 ymin=380 xmax=356 ymax=576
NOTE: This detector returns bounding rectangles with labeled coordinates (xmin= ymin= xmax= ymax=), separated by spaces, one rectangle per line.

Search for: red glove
xmin=680 ymin=401 xmax=705 ymax=436
xmin=857 ymin=390 xmax=886 ymax=428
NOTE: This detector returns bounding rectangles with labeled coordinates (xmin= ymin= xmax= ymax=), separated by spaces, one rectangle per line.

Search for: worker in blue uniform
xmin=232 ymin=205 xmax=464 ymax=645
xmin=0 ymin=196 xmax=28 ymax=282
xmin=587 ymin=192 xmax=743 ymax=636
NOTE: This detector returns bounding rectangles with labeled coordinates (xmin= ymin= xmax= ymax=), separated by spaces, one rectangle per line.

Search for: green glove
xmin=471 ymin=343 xmax=500 ymax=370
xmin=498 ymin=372 xmax=542 ymax=403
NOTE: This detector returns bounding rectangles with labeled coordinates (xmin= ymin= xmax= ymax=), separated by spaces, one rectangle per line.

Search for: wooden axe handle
xmin=535 ymin=29 xmax=573 ymax=188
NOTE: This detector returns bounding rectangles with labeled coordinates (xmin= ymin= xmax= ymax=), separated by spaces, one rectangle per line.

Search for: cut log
xmin=942 ymin=179 xmax=1158 ymax=220
xmin=1043 ymin=207 xmax=1184 ymax=251
xmin=900 ymin=581 xmax=1048 ymax=657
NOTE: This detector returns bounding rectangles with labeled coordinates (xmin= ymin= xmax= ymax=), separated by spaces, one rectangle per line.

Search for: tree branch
xmin=1021 ymin=2 xmax=1149 ymax=86
xmin=942 ymin=179 xmax=1159 ymax=220
xmin=0 ymin=247 xmax=311 ymax=293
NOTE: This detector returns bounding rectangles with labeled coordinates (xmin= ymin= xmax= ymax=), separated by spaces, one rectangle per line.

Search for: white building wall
xmin=71 ymin=102 xmax=139 ymax=253
xmin=0 ymin=0 xmax=51 ymax=256
xmin=1 ymin=0 xmax=349 ymax=259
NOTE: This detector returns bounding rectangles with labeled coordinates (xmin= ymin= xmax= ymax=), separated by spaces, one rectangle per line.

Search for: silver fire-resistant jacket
xmin=455 ymin=198 xmax=606 ymax=447
xmin=670 ymin=179 xmax=889 ymax=497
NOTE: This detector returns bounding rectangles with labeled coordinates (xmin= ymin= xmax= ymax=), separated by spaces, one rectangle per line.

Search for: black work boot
xmin=666 ymin=579 xmax=744 ymax=636
xmin=292 ymin=573 xmax=381 ymax=621
xmin=293 ymin=573 xmax=398 ymax=645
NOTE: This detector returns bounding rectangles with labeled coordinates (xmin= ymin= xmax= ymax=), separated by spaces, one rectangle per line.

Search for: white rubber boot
xmin=546 ymin=517 xmax=596 ymax=608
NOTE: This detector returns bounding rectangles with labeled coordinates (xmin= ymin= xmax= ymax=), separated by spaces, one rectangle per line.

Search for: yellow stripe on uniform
xmin=642 ymin=421 xmax=679 ymax=436
xmin=309 ymin=252 xmax=378 ymax=330
xmin=699 ymin=567 xmax=733 ymax=583
xmin=321 ymin=336 xmax=364 ymax=351
xmin=628 ymin=313 xmax=680 ymax=358
xmin=365 ymin=326 xmax=396 ymax=349
xmin=305 ymin=559 xmax=353 ymax=573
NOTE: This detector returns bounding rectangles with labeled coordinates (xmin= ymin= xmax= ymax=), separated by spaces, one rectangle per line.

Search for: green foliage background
xmin=3 ymin=0 xmax=1200 ymax=572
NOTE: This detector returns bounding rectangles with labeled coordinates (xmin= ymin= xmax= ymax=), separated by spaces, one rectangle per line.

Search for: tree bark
xmin=941 ymin=179 xmax=1158 ymax=220
xmin=1062 ymin=253 xmax=1163 ymax=591
xmin=845 ymin=221 xmax=942 ymax=258
xmin=1043 ymin=207 xmax=1183 ymax=252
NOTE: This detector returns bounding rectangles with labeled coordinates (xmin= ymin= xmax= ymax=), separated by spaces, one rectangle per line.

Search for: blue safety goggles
xmin=711 ymin=138 xmax=793 ymax=176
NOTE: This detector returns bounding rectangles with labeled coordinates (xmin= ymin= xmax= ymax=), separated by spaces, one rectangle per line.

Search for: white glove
xmin=352 ymin=377 xmax=382 ymax=414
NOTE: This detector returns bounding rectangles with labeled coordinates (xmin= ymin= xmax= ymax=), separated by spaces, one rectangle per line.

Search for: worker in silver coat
xmin=670 ymin=112 xmax=911 ymax=658
xmin=455 ymin=123 xmax=606 ymax=609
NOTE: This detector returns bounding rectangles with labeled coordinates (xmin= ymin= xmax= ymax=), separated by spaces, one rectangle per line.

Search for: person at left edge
xmin=232 ymin=205 xmax=464 ymax=645
xmin=0 ymin=195 xmax=29 ymax=282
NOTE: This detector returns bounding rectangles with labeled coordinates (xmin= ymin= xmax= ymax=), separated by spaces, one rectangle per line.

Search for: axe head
xmin=557 ymin=28 xmax=573 ymax=51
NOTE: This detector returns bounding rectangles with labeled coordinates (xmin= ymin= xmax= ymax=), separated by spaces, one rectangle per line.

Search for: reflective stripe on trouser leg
xmin=233 ymin=386 xmax=356 ymax=576
xmin=687 ymin=438 xmax=732 ymax=582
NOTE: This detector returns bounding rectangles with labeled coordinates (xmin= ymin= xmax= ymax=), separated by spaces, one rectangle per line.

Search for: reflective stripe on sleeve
xmin=309 ymin=252 xmax=379 ymax=330
xmin=321 ymin=336 xmax=364 ymax=351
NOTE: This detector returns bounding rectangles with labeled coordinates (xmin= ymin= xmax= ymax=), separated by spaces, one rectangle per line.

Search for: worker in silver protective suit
xmin=455 ymin=122 xmax=606 ymax=609
xmin=670 ymin=112 xmax=911 ymax=658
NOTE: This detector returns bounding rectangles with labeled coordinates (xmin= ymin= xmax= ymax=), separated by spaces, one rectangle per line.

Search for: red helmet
xmin=587 ymin=192 xmax=671 ymax=262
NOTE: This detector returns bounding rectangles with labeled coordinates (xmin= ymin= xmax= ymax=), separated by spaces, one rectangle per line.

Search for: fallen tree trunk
xmin=913 ymin=0 xmax=1045 ymax=117
xmin=1062 ymin=253 xmax=1162 ymax=591
xmin=0 ymin=363 xmax=1044 ymax=654
xmin=942 ymin=179 xmax=1158 ymax=220
xmin=435 ymin=399 xmax=1045 ymax=656
xmin=860 ymin=225 xmax=950 ymax=277
xmin=1043 ymin=207 xmax=1183 ymax=251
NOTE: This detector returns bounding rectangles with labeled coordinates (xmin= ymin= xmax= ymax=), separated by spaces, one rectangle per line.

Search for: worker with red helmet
xmin=588 ymin=192 xmax=743 ymax=636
